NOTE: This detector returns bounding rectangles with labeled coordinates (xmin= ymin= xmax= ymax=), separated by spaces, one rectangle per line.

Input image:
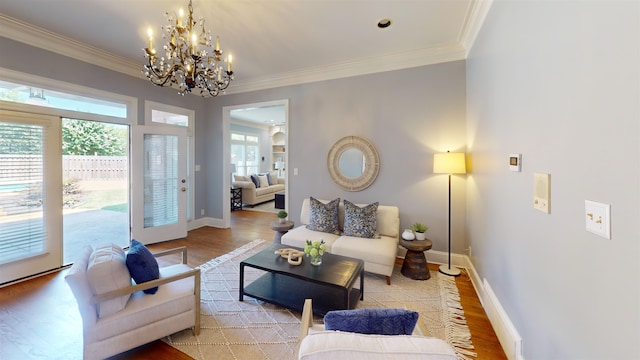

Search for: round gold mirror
xmin=327 ymin=136 xmax=379 ymax=191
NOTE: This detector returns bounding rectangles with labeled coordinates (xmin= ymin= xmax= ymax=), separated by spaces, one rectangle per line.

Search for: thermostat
xmin=509 ymin=154 xmax=521 ymax=172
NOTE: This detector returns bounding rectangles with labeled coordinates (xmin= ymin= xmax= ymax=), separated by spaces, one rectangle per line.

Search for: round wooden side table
xmin=270 ymin=220 xmax=294 ymax=244
xmin=399 ymin=238 xmax=433 ymax=280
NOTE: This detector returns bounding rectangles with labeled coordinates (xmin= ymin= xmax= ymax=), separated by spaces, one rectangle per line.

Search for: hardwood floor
xmin=0 ymin=210 xmax=506 ymax=359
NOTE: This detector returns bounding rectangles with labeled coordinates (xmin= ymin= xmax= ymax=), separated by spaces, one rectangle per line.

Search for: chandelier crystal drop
xmin=143 ymin=0 xmax=233 ymax=97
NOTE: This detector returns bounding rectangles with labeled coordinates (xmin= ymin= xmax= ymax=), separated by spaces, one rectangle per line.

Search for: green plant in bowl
xmin=412 ymin=223 xmax=428 ymax=233
xmin=412 ymin=223 xmax=428 ymax=240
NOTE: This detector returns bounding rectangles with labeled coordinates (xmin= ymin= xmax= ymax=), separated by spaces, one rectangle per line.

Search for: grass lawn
xmin=77 ymin=188 xmax=127 ymax=212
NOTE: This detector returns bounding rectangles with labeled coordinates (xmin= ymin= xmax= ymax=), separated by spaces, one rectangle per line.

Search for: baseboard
xmin=188 ymin=217 xmax=226 ymax=230
xmin=397 ymin=247 xmax=466 ymax=268
xmin=462 ymin=256 xmax=525 ymax=360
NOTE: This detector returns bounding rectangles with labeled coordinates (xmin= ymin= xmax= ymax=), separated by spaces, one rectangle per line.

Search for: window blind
xmin=143 ymin=134 xmax=179 ymax=228
xmin=0 ymin=122 xmax=46 ymax=264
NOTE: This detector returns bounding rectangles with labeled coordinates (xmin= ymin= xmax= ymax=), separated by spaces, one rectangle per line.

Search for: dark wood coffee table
xmin=239 ymin=244 xmax=364 ymax=315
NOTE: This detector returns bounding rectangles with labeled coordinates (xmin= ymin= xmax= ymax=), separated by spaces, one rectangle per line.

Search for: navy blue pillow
xmin=250 ymin=174 xmax=260 ymax=188
xmin=324 ymin=308 xmax=418 ymax=335
xmin=126 ymin=239 xmax=160 ymax=294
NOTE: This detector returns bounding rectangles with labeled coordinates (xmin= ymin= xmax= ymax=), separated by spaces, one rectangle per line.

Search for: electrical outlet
xmin=200 ymin=209 xmax=205 ymax=216
xmin=585 ymin=200 xmax=610 ymax=239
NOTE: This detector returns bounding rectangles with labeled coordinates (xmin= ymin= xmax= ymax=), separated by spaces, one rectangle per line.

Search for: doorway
xmin=223 ymin=99 xmax=289 ymax=227
xmin=61 ymin=118 xmax=129 ymax=265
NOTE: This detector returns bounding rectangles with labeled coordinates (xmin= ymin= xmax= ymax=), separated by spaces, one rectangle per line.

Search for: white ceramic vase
xmin=415 ymin=232 xmax=426 ymax=241
xmin=401 ymin=229 xmax=415 ymax=241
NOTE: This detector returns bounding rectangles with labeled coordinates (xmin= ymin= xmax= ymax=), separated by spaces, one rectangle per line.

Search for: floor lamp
xmin=433 ymin=151 xmax=466 ymax=276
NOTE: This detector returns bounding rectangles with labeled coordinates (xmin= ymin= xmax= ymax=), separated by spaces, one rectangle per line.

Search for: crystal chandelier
xmin=143 ymin=0 xmax=233 ymax=97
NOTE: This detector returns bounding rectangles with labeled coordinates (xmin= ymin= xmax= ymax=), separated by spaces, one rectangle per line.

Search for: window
xmin=145 ymin=101 xmax=192 ymax=130
xmin=231 ymin=132 xmax=259 ymax=176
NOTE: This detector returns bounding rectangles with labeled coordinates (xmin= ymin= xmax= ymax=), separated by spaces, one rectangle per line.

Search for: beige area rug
xmin=164 ymin=239 xmax=476 ymax=360
xmin=241 ymin=200 xmax=280 ymax=214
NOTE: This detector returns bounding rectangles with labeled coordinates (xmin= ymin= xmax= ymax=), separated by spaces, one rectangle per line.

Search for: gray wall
xmin=466 ymin=1 xmax=639 ymax=359
xmin=0 ymin=36 xmax=467 ymax=254
xmin=207 ymin=61 xmax=468 ymax=253
xmin=0 ymin=37 xmax=214 ymax=222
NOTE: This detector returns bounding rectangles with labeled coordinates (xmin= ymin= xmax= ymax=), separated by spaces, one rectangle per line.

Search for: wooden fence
xmin=0 ymin=155 xmax=127 ymax=181
xmin=63 ymin=155 xmax=127 ymax=180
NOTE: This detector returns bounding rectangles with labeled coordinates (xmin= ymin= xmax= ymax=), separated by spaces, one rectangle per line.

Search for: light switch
xmin=195 ymin=164 xmax=201 ymax=172
xmin=509 ymin=154 xmax=521 ymax=172
xmin=585 ymin=200 xmax=611 ymax=239
xmin=533 ymin=173 xmax=550 ymax=213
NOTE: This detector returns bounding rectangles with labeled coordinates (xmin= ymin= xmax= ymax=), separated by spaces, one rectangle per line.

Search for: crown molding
xmin=0 ymin=5 xmax=489 ymax=95
xmin=459 ymin=0 xmax=494 ymax=57
xmin=225 ymin=43 xmax=466 ymax=95
xmin=0 ymin=14 xmax=143 ymax=79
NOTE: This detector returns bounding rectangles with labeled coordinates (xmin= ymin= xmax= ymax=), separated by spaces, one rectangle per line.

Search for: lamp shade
xmin=433 ymin=152 xmax=466 ymax=174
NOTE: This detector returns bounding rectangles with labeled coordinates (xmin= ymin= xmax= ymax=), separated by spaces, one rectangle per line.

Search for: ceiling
xmin=0 ymin=0 xmax=490 ymax=97
xmin=230 ymin=104 xmax=286 ymax=126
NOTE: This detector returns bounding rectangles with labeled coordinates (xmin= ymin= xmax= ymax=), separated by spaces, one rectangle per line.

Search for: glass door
xmin=0 ymin=110 xmax=62 ymax=284
xmin=131 ymin=126 xmax=187 ymax=244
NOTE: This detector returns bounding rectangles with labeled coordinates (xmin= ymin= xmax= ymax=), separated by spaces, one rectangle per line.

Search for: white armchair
xmin=298 ymin=299 xmax=457 ymax=360
xmin=65 ymin=244 xmax=200 ymax=360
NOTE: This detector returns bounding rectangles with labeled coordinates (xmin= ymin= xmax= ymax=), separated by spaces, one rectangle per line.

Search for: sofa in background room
xmin=232 ymin=172 xmax=285 ymax=206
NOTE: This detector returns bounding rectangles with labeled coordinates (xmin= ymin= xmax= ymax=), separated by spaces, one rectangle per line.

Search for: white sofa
xmin=232 ymin=173 xmax=285 ymax=206
xmin=281 ymin=198 xmax=399 ymax=284
xmin=298 ymin=299 xmax=457 ymax=360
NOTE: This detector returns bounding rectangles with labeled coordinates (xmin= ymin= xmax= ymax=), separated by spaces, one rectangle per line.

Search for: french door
xmin=131 ymin=126 xmax=187 ymax=244
xmin=0 ymin=110 xmax=62 ymax=284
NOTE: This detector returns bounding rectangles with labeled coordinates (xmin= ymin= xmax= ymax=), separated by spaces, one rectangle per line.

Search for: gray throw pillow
xmin=343 ymin=200 xmax=378 ymax=238
xmin=305 ymin=197 xmax=341 ymax=235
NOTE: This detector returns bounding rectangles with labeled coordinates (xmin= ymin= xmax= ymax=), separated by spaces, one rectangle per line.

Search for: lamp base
xmin=439 ymin=264 xmax=461 ymax=277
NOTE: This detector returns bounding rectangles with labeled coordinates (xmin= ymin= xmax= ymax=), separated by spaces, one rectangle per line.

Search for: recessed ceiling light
xmin=377 ymin=18 xmax=392 ymax=29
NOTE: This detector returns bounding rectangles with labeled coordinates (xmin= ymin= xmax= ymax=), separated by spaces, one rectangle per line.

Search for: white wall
xmin=466 ymin=1 xmax=640 ymax=359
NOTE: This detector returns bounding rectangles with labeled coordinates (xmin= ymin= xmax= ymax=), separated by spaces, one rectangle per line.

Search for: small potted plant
xmin=277 ymin=210 xmax=288 ymax=223
xmin=412 ymin=223 xmax=429 ymax=240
